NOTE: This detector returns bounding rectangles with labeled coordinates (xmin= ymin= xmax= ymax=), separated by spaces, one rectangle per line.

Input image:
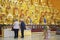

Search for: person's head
xmin=20 ymin=19 xmax=24 ymax=22
xmin=14 ymin=19 xmax=18 ymax=22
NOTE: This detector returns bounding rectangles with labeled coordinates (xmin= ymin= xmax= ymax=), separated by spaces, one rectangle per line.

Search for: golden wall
xmin=49 ymin=0 xmax=60 ymax=24
xmin=0 ymin=0 xmax=60 ymax=25
xmin=51 ymin=0 xmax=60 ymax=11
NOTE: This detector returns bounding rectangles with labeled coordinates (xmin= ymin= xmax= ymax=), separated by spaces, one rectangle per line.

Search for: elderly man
xmin=20 ymin=19 xmax=26 ymax=38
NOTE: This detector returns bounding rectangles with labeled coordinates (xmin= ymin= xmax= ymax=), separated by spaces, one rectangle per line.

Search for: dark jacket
xmin=20 ymin=21 xmax=26 ymax=30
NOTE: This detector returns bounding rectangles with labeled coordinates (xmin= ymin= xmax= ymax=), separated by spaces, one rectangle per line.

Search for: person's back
xmin=20 ymin=21 xmax=26 ymax=30
xmin=13 ymin=21 xmax=20 ymax=29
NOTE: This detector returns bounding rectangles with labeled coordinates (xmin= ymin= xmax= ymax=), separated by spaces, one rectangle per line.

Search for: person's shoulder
xmin=15 ymin=21 xmax=19 ymax=23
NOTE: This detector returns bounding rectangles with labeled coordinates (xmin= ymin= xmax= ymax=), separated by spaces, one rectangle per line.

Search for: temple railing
xmin=26 ymin=24 xmax=60 ymax=32
xmin=0 ymin=24 xmax=60 ymax=32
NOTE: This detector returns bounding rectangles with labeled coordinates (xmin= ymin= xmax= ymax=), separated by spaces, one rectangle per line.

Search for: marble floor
xmin=0 ymin=32 xmax=60 ymax=40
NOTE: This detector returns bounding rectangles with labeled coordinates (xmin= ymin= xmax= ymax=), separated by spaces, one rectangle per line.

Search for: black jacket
xmin=20 ymin=21 xmax=26 ymax=30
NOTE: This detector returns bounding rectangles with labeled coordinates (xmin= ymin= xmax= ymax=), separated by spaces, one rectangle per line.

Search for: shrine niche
xmin=13 ymin=6 xmax=19 ymax=21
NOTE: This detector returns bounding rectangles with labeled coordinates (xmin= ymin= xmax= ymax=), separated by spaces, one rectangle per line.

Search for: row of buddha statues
xmin=0 ymin=0 xmax=60 ymax=25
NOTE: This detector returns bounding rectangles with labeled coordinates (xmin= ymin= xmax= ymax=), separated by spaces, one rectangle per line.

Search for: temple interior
xmin=0 ymin=0 xmax=60 ymax=40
